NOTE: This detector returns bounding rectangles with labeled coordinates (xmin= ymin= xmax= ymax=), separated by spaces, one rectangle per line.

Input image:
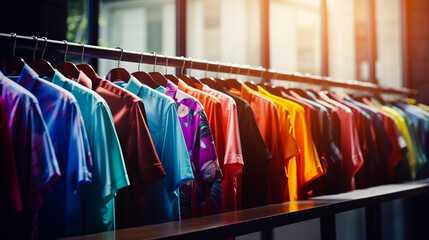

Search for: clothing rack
xmin=0 ymin=33 xmax=417 ymax=96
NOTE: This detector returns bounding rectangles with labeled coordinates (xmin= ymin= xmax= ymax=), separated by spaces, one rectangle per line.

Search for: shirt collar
xmin=124 ymin=75 xmax=142 ymax=95
xmin=15 ymin=63 xmax=39 ymax=92
xmin=165 ymin=80 xmax=178 ymax=99
xmin=240 ymin=82 xmax=253 ymax=102
xmin=156 ymin=85 xmax=166 ymax=94
xmin=77 ymin=71 xmax=93 ymax=89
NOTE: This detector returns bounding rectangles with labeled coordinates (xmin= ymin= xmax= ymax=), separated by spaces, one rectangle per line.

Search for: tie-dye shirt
xmin=160 ymin=80 xmax=222 ymax=218
xmin=8 ymin=64 xmax=93 ymax=239
xmin=0 ymin=71 xmax=60 ymax=239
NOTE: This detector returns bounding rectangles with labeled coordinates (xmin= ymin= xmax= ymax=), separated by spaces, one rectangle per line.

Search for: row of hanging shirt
xmin=1 ymin=45 xmax=428 ymax=239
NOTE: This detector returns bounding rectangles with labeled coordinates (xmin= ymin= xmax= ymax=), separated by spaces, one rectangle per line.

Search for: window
xmin=270 ymin=0 xmax=321 ymax=75
xmin=98 ymin=0 xmax=176 ymax=77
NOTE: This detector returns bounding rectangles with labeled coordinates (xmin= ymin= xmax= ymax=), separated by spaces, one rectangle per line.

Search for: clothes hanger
xmin=1 ymin=33 xmax=25 ymax=76
xmin=201 ymin=60 xmax=223 ymax=91
xmin=148 ymin=52 xmax=168 ymax=87
xmin=244 ymin=66 xmax=258 ymax=91
xmin=187 ymin=57 xmax=203 ymax=86
xmin=164 ymin=56 xmax=184 ymax=85
xmin=131 ymin=51 xmax=159 ymax=88
xmin=56 ymin=40 xmax=80 ymax=79
xmin=27 ymin=36 xmax=55 ymax=79
xmin=178 ymin=57 xmax=197 ymax=87
xmin=224 ymin=64 xmax=243 ymax=90
xmin=105 ymin=47 xmax=131 ymax=82
xmin=76 ymin=42 xmax=99 ymax=81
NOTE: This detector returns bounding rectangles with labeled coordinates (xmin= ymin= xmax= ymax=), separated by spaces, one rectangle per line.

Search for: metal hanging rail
xmin=0 ymin=33 xmax=418 ymax=96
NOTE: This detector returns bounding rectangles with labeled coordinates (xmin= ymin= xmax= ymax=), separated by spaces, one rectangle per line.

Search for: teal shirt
xmin=50 ymin=70 xmax=130 ymax=233
xmin=121 ymin=76 xmax=193 ymax=224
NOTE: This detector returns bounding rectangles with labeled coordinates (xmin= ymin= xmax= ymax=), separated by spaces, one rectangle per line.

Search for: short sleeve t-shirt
xmin=10 ymin=64 xmax=93 ymax=239
xmin=235 ymin=83 xmax=289 ymax=204
xmin=257 ymin=86 xmax=323 ymax=201
xmin=51 ymin=70 xmax=129 ymax=233
xmin=77 ymin=74 xmax=165 ymax=228
xmin=0 ymin=72 xmax=60 ymax=239
xmin=161 ymin=80 xmax=222 ymax=218
xmin=120 ymin=76 xmax=193 ymax=224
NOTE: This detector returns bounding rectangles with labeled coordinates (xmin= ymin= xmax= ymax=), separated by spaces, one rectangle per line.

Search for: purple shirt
xmin=160 ymin=80 xmax=222 ymax=218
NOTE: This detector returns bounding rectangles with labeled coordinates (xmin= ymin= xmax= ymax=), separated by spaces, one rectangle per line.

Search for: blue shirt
xmin=0 ymin=71 xmax=60 ymax=239
xmin=49 ymin=70 xmax=130 ymax=233
xmin=121 ymin=76 xmax=194 ymax=224
xmin=9 ymin=64 xmax=93 ymax=238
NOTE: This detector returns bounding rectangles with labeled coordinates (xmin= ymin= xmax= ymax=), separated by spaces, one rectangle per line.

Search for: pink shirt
xmin=200 ymin=84 xmax=244 ymax=212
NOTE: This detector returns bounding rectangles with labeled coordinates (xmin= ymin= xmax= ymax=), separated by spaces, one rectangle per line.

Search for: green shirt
xmin=50 ymin=70 xmax=129 ymax=233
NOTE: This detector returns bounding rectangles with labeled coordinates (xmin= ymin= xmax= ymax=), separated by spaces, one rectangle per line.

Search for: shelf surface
xmin=61 ymin=179 xmax=429 ymax=240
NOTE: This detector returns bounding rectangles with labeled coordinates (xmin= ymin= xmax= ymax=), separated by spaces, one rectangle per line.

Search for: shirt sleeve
xmin=222 ymin=100 xmax=244 ymax=178
xmin=68 ymin=100 xmax=93 ymax=190
xmin=93 ymin=101 xmax=130 ymax=205
xmin=129 ymin=101 xmax=166 ymax=191
xmin=28 ymin=101 xmax=61 ymax=211
xmin=162 ymin=104 xmax=194 ymax=199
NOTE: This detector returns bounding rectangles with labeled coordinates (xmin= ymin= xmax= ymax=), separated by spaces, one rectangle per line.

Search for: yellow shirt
xmin=372 ymin=99 xmax=417 ymax=178
xmin=257 ymin=86 xmax=323 ymax=201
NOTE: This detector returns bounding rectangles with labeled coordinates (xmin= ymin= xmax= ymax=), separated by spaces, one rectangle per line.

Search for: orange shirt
xmin=233 ymin=83 xmax=290 ymax=203
xmin=257 ymin=86 xmax=323 ymax=201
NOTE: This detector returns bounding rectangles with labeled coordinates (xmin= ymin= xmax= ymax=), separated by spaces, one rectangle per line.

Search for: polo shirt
xmin=10 ymin=64 xmax=93 ymax=239
xmin=50 ymin=70 xmax=129 ymax=233
xmin=118 ymin=76 xmax=193 ymax=224
xmin=77 ymin=74 xmax=165 ymax=228
xmin=159 ymin=80 xmax=222 ymax=218
xmin=0 ymin=71 xmax=60 ymax=239
xmin=234 ymin=83 xmax=289 ymax=203
xmin=257 ymin=86 xmax=323 ymax=201
xmin=318 ymin=92 xmax=364 ymax=191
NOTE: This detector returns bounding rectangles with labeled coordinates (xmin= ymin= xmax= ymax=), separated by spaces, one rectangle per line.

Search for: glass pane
xmin=98 ymin=0 xmax=176 ymax=77
xmin=270 ymin=0 xmax=321 ymax=75
xmin=328 ymin=0 xmax=371 ymax=82
xmin=187 ymin=0 xmax=261 ymax=80
xmin=67 ymin=0 xmax=88 ymax=63
xmin=375 ymin=0 xmax=402 ymax=88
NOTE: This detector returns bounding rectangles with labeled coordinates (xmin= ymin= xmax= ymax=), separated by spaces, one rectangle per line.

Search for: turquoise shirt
xmin=119 ymin=76 xmax=193 ymax=224
xmin=50 ymin=70 xmax=130 ymax=233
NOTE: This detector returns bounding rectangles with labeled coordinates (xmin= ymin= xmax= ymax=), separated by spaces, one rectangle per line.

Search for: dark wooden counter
xmin=62 ymin=179 xmax=429 ymax=240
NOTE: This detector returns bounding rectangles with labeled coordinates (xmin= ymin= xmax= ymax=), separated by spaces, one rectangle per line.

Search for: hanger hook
xmin=189 ymin=58 xmax=193 ymax=76
xmin=10 ymin=33 xmax=17 ymax=57
xmin=63 ymin=40 xmax=69 ymax=62
xmin=247 ymin=65 xmax=251 ymax=80
xmin=41 ymin=37 xmax=48 ymax=60
xmin=31 ymin=35 xmax=38 ymax=61
xmin=235 ymin=64 xmax=240 ymax=79
xmin=116 ymin=47 xmax=123 ymax=68
xmin=138 ymin=52 xmax=144 ymax=71
xmin=205 ymin=59 xmax=209 ymax=78
xmin=79 ymin=42 xmax=85 ymax=64
xmin=273 ymin=70 xmax=279 ymax=80
xmin=152 ymin=52 xmax=157 ymax=72
xmin=164 ymin=53 xmax=168 ymax=74
xmin=180 ymin=56 xmax=186 ymax=75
